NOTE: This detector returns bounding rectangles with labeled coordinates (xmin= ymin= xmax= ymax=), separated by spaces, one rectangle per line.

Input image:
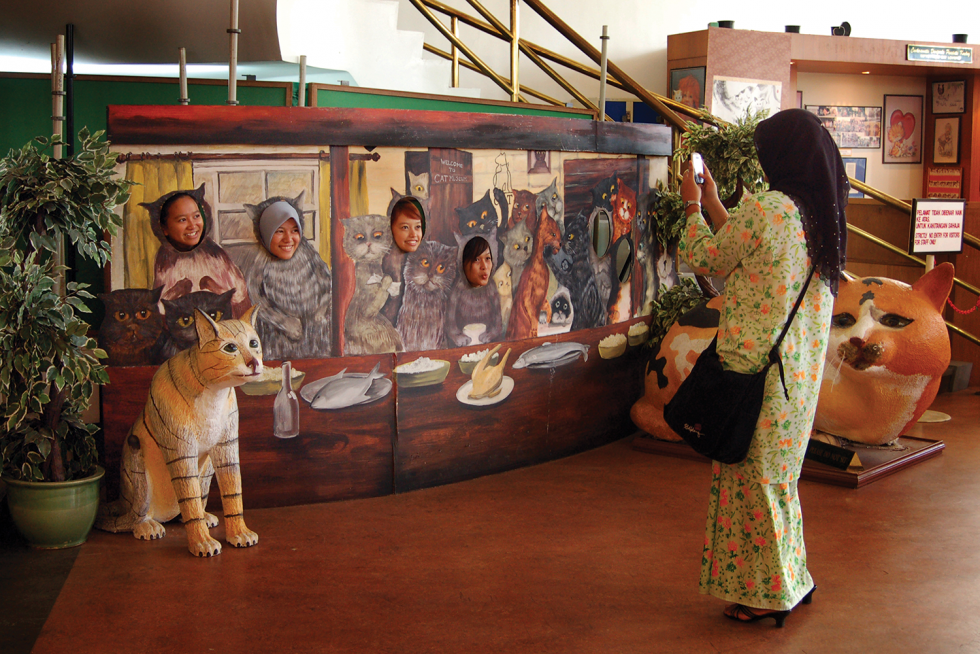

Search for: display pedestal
xmin=631 ymin=434 xmax=944 ymax=488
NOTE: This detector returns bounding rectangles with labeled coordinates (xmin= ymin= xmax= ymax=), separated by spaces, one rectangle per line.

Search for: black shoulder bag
xmin=663 ymin=268 xmax=815 ymax=465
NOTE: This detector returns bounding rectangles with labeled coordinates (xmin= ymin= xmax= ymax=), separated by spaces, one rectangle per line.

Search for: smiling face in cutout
xmin=268 ymin=217 xmax=301 ymax=260
xmin=392 ymin=211 xmax=424 ymax=253
xmin=162 ymin=195 xmax=204 ymax=251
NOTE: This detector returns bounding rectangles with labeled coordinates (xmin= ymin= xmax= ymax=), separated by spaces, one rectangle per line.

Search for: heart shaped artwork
xmin=890 ymin=110 xmax=916 ymax=140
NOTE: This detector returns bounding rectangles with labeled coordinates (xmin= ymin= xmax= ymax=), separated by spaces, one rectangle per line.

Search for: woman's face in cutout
xmin=269 ymin=217 xmax=301 ymax=260
xmin=392 ymin=210 xmax=424 ymax=252
xmin=162 ymin=195 xmax=204 ymax=250
xmin=465 ymin=249 xmax=493 ymax=287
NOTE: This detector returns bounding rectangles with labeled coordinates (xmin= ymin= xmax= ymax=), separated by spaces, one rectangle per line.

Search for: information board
xmin=910 ymin=199 xmax=965 ymax=254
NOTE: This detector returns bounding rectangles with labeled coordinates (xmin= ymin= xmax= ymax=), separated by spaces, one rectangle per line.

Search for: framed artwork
xmin=883 ymin=95 xmax=923 ymax=164
xmin=933 ymin=117 xmax=960 ymax=164
xmin=805 ymin=105 xmax=882 ymax=148
xmin=670 ymin=67 xmax=706 ymax=111
xmin=712 ymin=76 xmax=781 ymax=123
xmin=926 ymin=167 xmax=962 ymax=198
xmin=796 ymin=90 xmax=803 ymax=109
xmin=527 ymin=150 xmax=551 ymax=174
xmin=931 ymin=80 xmax=966 ymax=114
xmin=842 ymin=157 xmax=867 ymax=198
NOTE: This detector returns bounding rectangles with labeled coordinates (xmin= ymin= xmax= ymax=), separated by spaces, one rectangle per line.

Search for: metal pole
xmin=510 ymin=0 xmax=519 ymax=102
xmin=50 ymin=38 xmax=64 ymax=159
xmin=179 ymin=47 xmax=189 ymax=105
xmin=451 ymin=16 xmax=459 ymax=87
xmin=299 ymin=55 xmax=307 ymax=107
xmin=65 ymin=24 xmax=74 ymax=158
xmin=598 ymin=25 xmax=608 ymax=121
xmin=227 ymin=0 xmax=240 ymax=105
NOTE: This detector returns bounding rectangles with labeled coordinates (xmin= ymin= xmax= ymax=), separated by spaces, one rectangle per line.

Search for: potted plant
xmin=0 ymin=129 xmax=132 ymax=548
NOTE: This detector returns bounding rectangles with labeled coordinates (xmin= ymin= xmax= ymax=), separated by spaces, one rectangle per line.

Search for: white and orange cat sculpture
xmin=632 ymin=263 xmax=955 ymax=447
xmin=96 ymin=307 xmax=263 ymax=557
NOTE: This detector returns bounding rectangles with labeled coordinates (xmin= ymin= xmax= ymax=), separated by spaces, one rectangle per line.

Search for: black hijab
xmin=754 ymin=108 xmax=849 ymax=296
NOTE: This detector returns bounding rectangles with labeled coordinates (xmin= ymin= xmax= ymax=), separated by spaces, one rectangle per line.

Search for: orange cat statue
xmin=631 ymin=264 xmax=955 ymax=446
xmin=814 ymin=263 xmax=954 ymax=444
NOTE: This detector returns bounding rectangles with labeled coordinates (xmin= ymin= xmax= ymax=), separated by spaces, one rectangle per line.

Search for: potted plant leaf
xmin=0 ymin=128 xmax=132 ymax=548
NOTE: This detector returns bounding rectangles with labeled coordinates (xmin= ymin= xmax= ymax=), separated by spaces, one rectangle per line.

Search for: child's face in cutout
xmin=269 ymin=218 xmax=301 ymax=260
xmin=465 ymin=250 xmax=493 ymax=287
xmin=392 ymin=211 xmax=423 ymax=252
xmin=162 ymin=195 xmax=204 ymax=250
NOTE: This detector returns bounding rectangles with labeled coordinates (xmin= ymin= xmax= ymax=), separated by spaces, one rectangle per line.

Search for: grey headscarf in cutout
xmin=259 ymin=201 xmax=300 ymax=251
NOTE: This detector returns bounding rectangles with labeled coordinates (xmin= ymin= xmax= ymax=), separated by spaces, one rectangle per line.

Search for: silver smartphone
xmin=691 ymin=153 xmax=704 ymax=184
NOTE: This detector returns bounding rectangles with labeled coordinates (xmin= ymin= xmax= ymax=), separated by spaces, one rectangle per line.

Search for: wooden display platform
xmin=631 ymin=434 xmax=944 ymax=488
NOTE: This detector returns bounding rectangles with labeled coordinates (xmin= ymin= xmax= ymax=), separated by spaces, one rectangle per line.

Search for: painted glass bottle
xmin=274 ymin=361 xmax=300 ymax=439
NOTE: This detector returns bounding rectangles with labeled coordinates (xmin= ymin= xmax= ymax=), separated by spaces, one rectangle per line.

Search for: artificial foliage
xmin=646 ymin=277 xmax=706 ymax=350
xmin=674 ymin=108 xmax=769 ymax=204
xmin=0 ymin=129 xmax=130 ymax=266
xmin=0 ymin=129 xmax=130 ymax=482
xmin=647 ymin=182 xmax=685 ymax=252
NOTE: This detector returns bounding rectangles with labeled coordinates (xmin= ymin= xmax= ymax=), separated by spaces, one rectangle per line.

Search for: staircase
xmin=277 ymin=0 xmax=481 ymax=97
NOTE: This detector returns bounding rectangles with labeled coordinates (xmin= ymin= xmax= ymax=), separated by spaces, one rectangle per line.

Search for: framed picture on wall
xmin=883 ymin=95 xmax=923 ymax=164
xmin=933 ymin=116 xmax=960 ymax=164
xmin=931 ymin=80 xmax=966 ymax=114
xmin=669 ymin=67 xmax=706 ymax=111
xmin=805 ymin=105 xmax=881 ymax=148
xmin=842 ymin=157 xmax=867 ymax=198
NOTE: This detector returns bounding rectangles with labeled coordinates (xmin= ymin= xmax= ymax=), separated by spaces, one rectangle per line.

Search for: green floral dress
xmin=679 ymin=191 xmax=834 ymax=610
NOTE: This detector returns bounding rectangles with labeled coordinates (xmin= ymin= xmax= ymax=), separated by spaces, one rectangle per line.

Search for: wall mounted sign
xmin=910 ymin=198 xmax=964 ymax=254
xmin=926 ymin=167 xmax=962 ymax=198
xmin=806 ymin=105 xmax=882 ymax=149
xmin=907 ymin=45 xmax=973 ymax=64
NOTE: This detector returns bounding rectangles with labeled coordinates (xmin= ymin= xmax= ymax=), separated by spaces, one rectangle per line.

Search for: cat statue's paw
xmin=204 ymin=512 xmax=220 ymax=529
xmin=133 ymin=519 xmax=166 ymax=541
xmin=227 ymin=528 xmax=259 ymax=549
xmin=189 ymin=534 xmax=223 ymax=557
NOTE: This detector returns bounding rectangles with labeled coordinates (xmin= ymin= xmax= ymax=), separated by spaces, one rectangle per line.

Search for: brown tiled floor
xmin=3 ymin=388 xmax=979 ymax=653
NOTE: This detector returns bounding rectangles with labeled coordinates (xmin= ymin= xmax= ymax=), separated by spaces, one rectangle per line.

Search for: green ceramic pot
xmin=3 ymin=466 xmax=104 ymax=549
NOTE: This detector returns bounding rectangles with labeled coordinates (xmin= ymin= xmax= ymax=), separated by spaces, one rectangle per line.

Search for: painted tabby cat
xmin=96 ymin=307 xmax=262 ymax=557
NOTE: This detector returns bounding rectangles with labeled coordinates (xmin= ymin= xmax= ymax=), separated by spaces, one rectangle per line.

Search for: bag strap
xmin=767 ymin=266 xmax=816 ymax=400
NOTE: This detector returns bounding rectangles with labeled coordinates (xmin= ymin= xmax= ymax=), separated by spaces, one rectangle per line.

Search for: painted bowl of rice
xmin=627 ymin=322 xmax=650 ymax=347
xmin=598 ymin=333 xmax=627 ymax=359
xmin=395 ymin=357 xmax=451 ymax=388
xmin=457 ymin=348 xmax=500 ymax=375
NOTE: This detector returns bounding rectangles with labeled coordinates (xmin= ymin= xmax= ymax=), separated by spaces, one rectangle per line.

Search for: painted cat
xmin=456 ymin=189 xmax=501 ymax=267
xmin=156 ymin=289 xmax=235 ymax=360
xmin=546 ymin=210 xmax=605 ymax=331
xmin=535 ymin=178 xmax=564 ymax=234
xmin=142 ymin=184 xmax=252 ymax=318
xmin=508 ymin=189 xmax=539 ymax=232
xmin=634 ymin=192 xmax=660 ymax=316
xmin=611 ymin=177 xmax=635 ymax=244
xmin=232 ymin=193 xmax=332 ymax=359
xmin=507 ymin=206 xmax=561 ymax=339
xmin=446 ymin=234 xmax=503 ymax=347
xmin=95 ymin=307 xmax=262 ymax=557
xmin=499 ymin=219 xmax=534 ymax=295
xmin=815 ymin=264 xmax=954 ymax=444
xmin=381 ymin=189 xmax=419 ymax=326
xmin=342 ymin=214 xmax=403 ymax=355
xmin=397 ymin=240 xmax=458 ymax=352
xmin=98 ymin=287 xmax=168 ymax=367
xmin=408 ymin=171 xmax=430 ymax=201
xmin=493 ymin=262 xmax=514 ymax=329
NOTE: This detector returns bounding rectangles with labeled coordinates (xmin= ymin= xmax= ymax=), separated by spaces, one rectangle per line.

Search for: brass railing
xmin=408 ymin=0 xmax=980 ymax=346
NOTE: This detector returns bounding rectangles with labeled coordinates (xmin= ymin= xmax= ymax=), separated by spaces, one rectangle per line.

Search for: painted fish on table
xmin=301 ymin=362 xmax=388 ymax=410
xmin=513 ymin=342 xmax=589 ymax=369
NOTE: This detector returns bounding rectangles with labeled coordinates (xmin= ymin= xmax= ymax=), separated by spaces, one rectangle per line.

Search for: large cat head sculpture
xmin=630 ymin=264 xmax=956 ymax=447
xmin=814 ymin=263 xmax=955 ymax=444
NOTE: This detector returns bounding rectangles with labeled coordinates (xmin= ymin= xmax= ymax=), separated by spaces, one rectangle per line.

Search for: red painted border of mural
xmin=106 ymin=105 xmax=671 ymax=156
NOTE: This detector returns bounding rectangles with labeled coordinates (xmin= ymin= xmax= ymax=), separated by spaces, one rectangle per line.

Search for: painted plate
xmin=455 ymin=376 xmax=515 ymax=407
xmin=300 ymin=373 xmax=392 ymax=410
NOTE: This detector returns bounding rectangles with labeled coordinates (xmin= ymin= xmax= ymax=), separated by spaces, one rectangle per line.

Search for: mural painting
xmin=98 ymin=105 xmax=670 ymax=509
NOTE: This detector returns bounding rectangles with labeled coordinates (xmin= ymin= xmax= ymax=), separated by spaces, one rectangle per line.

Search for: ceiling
xmin=0 ymin=0 xmax=282 ymax=66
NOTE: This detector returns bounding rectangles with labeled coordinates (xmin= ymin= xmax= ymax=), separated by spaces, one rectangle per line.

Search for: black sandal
xmin=724 ymin=603 xmax=791 ymax=628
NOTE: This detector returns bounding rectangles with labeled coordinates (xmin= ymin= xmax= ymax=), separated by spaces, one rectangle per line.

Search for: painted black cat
xmin=545 ymin=211 xmax=605 ymax=331
xmin=98 ymin=287 xmax=168 ymax=366
xmin=157 ymin=290 xmax=235 ymax=360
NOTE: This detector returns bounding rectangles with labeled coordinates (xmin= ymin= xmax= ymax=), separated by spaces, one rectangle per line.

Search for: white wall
xmin=798 ymin=73 xmax=927 ymax=199
xmin=395 ymin=0 xmax=979 ymax=105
